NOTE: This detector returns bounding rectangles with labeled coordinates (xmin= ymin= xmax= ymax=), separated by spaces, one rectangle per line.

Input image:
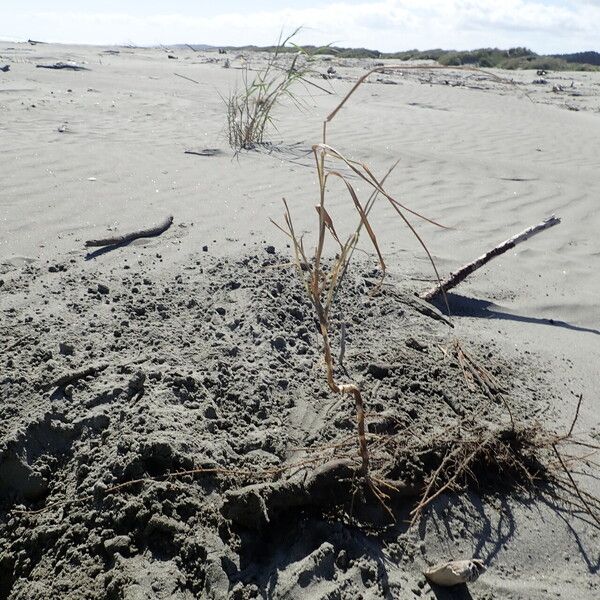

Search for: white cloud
xmin=4 ymin=1 xmax=600 ymax=53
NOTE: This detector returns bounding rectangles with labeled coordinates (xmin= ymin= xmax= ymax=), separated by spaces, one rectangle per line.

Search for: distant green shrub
xmin=438 ymin=53 xmax=463 ymax=66
xmin=499 ymin=56 xmax=598 ymax=71
xmin=555 ymin=51 xmax=600 ymax=66
xmin=227 ymin=42 xmax=599 ymax=71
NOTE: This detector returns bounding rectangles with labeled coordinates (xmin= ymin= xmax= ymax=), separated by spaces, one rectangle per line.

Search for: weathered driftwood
xmin=174 ymin=72 xmax=200 ymax=84
xmin=85 ymin=215 xmax=173 ymax=248
xmin=420 ymin=215 xmax=561 ymax=302
xmin=184 ymin=148 xmax=223 ymax=157
xmin=36 ymin=62 xmax=90 ymax=71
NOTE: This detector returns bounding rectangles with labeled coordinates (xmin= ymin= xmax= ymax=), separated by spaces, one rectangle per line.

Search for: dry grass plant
xmin=225 ymin=29 xmax=324 ymax=151
xmin=273 ymin=65 xmax=480 ymax=487
xmin=273 ymin=64 xmax=598 ymax=518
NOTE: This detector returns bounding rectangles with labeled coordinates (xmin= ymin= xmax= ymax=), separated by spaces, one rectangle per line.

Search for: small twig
xmin=85 ymin=215 xmax=173 ymax=247
xmin=454 ymin=341 xmax=515 ymax=429
xmin=338 ymin=321 xmax=347 ymax=369
xmin=12 ymin=456 xmax=329 ymax=517
xmin=567 ymin=393 xmax=584 ymax=438
xmin=421 ymin=215 xmax=561 ymax=302
xmin=409 ymin=441 xmax=485 ymax=523
xmin=552 ymin=444 xmax=600 ymax=526
xmin=174 ymin=72 xmax=200 ymax=84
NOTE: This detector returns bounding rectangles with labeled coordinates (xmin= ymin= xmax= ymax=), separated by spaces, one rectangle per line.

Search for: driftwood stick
xmin=85 ymin=215 xmax=173 ymax=248
xmin=420 ymin=215 xmax=561 ymax=302
xmin=174 ymin=72 xmax=200 ymax=84
xmin=36 ymin=62 xmax=90 ymax=71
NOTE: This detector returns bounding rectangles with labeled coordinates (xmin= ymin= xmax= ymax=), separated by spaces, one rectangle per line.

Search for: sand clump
xmin=0 ymin=250 xmax=571 ymax=599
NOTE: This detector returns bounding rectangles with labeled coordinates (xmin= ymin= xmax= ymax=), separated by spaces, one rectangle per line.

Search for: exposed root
xmin=453 ymin=340 xmax=515 ymax=429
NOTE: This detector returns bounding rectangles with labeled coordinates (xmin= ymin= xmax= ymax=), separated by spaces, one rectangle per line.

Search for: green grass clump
xmin=225 ymin=30 xmax=318 ymax=151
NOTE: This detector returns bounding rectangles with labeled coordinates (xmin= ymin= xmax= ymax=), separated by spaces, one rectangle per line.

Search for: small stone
xmin=103 ymin=535 xmax=131 ymax=556
xmin=335 ymin=549 xmax=349 ymax=570
xmin=366 ymin=362 xmax=392 ymax=379
xmin=202 ymin=245 xmax=208 ymax=252
xmin=405 ymin=337 xmax=428 ymax=353
xmin=145 ymin=514 xmax=187 ymax=536
xmin=59 ymin=342 xmax=74 ymax=356
xmin=97 ymin=283 xmax=109 ymax=295
xmin=271 ymin=336 xmax=286 ymax=352
xmin=204 ymin=405 xmax=218 ymax=419
xmin=128 ymin=371 xmax=146 ymax=393
xmin=265 ymin=245 xmax=276 ymax=255
xmin=93 ymin=481 xmax=107 ymax=498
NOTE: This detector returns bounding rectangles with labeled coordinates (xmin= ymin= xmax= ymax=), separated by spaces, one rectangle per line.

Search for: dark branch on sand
xmin=174 ymin=72 xmax=200 ymax=84
xmin=420 ymin=215 xmax=561 ymax=302
xmin=85 ymin=215 xmax=173 ymax=248
xmin=36 ymin=62 xmax=90 ymax=71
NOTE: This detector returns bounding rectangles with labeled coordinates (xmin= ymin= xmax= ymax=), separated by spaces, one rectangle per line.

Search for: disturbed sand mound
xmin=0 ymin=252 xmax=559 ymax=598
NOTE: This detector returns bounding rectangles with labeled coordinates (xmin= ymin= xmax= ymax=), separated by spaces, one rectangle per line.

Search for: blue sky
xmin=2 ymin=1 xmax=599 ymax=53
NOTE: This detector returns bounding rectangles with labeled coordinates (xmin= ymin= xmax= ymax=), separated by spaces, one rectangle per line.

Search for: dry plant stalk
xmin=273 ymin=64 xmax=600 ymax=525
xmin=275 ymin=65 xmax=504 ymax=479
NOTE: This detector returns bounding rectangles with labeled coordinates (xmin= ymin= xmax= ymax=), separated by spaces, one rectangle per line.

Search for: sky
xmin=2 ymin=1 xmax=599 ymax=54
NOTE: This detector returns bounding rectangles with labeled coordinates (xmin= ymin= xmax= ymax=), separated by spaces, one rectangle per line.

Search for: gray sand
xmin=1 ymin=42 xmax=599 ymax=599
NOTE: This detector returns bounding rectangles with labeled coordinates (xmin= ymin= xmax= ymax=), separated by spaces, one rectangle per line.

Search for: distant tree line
xmin=226 ymin=44 xmax=599 ymax=71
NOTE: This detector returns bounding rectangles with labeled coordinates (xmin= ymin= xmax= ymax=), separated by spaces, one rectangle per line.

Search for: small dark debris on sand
xmin=184 ymin=148 xmax=224 ymax=157
xmin=36 ymin=62 xmax=90 ymax=71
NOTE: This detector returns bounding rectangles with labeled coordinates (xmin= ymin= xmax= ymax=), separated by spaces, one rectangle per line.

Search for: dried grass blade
xmin=315 ymin=205 xmax=342 ymax=246
xmin=327 ymin=171 xmax=386 ymax=280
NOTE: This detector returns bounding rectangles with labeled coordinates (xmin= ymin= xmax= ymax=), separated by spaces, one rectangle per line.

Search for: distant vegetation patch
xmin=227 ymin=44 xmax=600 ymax=71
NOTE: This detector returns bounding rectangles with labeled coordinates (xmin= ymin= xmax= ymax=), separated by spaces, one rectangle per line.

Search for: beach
xmin=1 ymin=42 xmax=599 ymax=599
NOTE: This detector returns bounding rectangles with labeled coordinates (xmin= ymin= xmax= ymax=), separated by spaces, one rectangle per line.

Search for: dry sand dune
xmin=1 ymin=43 xmax=599 ymax=599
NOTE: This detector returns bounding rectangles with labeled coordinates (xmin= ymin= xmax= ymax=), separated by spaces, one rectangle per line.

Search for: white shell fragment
xmin=423 ymin=558 xmax=486 ymax=586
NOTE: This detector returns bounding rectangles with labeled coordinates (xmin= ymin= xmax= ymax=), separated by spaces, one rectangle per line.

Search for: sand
xmin=1 ymin=42 xmax=599 ymax=599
